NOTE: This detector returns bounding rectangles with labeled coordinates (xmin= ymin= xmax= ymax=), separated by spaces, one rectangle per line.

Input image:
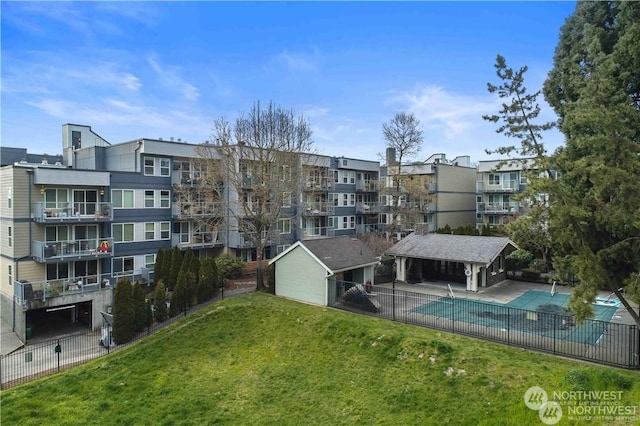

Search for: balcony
xmin=32 ymin=238 xmax=114 ymax=263
xmin=304 ymin=179 xmax=332 ymax=191
xmin=301 ymin=226 xmax=331 ymax=239
xmin=398 ymin=201 xmax=434 ymax=213
xmin=355 ymin=202 xmax=382 ymax=214
xmin=483 ymin=202 xmax=520 ymax=214
xmin=355 ymin=181 xmax=379 ymax=192
xmin=476 ymin=180 xmax=519 ymax=193
xmin=172 ymin=202 xmax=221 ymax=219
xmin=302 ymin=202 xmax=330 ymax=215
xmin=355 ymin=223 xmax=381 ymax=235
xmin=33 ymin=202 xmax=113 ymax=223
xmin=171 ymin=231 xmax=222 ymax=249
xmin=14 ymin=274 xmax=112 ymax=308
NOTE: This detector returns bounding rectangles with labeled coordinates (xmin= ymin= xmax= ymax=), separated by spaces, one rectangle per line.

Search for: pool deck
xmin=376 ymin=279 xmax=638 ymax=326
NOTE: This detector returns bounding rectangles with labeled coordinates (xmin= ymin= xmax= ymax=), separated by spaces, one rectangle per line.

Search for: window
xmin=113 ymin=256 xmax=135 ymax=277
xmin=489 ymin=174 xmax=500 ymax=185
xmin=329 ymin=193 xmax=339 ymax=206
xmin=342 ymin=216 xmax=348 ymax=229
xmin=145 ymin=223 xmax=155 ymax=240
xmin=144 ymin=157 xmax=170 ymax=176
xmin=333 ymin=170 xmax=339 ymax=183
xmin=276 ymin=245 xmax=290 ymax=254
xmin=145 ymin=190 xmax=154 ymax=208
xmin=350 ymin=216 xmax=355 ymax=229
xmin=7 ymin=188 xmax=11 ymax=209
xmin=328 ymin=217 xmax=337 ymax=228
xmin=281 ymin=165 xmax=291 ymax=181
xmin=160 ymin=190 xmax=170 ymax=208
xmin=145 ymin=254 xmax=156 ymax=269
xmin=8 ymin=265 xmax=12 ymax=286
xmin=282 ymin=192 xmax=291 ymax=207
xmin=47 ymin=263 xmax=69 ymax=281
xmin=112 ymin=189 xmax=134 ymax=208
xmin=113 ymin=223 xmax=134 ymax=242
xmin=160 ymin=222 xmax=170 ymax=239
xmin=350 ymin=194 xmax=355 ymax=206
xmin=279 ymin=218 xmax=291 ymax=234
xmin=476 ymin=196 xmax=482 ymax=203
xmin=160 ymin=158 xmax=170 ymax=176
xmin=342 ymin=194 xmax=349 ymax=206
xmin=7 ymin=226 xmax=11 ymax=247
xmin=44 ymin=188 xmax=69 ymax=209
xmin=72 ymin=130 xmax=82 ymax=149
xmin=144 ymin=157 xmax=155 ymax=175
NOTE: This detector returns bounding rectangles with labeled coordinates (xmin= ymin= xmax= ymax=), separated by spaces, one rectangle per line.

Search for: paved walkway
xmin=1 ymin=318 xmax=25 ymax=356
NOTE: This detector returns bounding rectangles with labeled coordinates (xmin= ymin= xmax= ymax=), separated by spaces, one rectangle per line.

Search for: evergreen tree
xmin=543 ymin=1 xmax=640 ymax=325
xmin=168 ymin=246 xmax=183 ymax=291
xmin=112 ymin=278 xmax=135 ymax=344
xmin=154 ymin=248 xmax=165 ymax=287
xmin=153 ymin=281 xmax=168 ymax=322
xmin=132 ymin=282 xmax=147 ymax=332
xmin=170 ymin=270 xmax=187 ymax=317
xmin=198 ymin=257 xmax=218 ymax=302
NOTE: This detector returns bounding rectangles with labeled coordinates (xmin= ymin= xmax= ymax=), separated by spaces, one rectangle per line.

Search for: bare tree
xmin=197 ymin=101 xmax=315 ymax=291
xmin=381 ymin=112 xmax=424 ymax=238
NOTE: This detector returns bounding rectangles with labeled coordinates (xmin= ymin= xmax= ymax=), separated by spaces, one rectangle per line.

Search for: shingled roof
xmin=270 ymin=237 xmax=379 ymax=272
xmin=385 ymin=233 xmax=517 ymax=265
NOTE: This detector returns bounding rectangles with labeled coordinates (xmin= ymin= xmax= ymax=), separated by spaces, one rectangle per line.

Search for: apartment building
xmin=475 ymin=159 xmax=535 ymax=231
xmin=0 ymin=124 xmax=380 ymax=339
xmin=380 ymin=149 xmax=477 ymax=239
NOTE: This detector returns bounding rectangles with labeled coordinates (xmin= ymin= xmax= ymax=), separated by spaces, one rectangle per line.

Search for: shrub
xmin=506 ymin=249 xmax=534 ymax=270
xmin=216 ymin=255 xmax=246 ymax=280
xmin=520 ymin=268 xmax=541 ymax=280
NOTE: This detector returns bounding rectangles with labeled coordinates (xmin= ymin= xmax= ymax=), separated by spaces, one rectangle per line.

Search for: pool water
xmin=411 ymin=290 xmax=620 ymax=344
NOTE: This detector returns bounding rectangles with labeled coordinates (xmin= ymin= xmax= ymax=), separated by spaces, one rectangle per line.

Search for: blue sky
xmin=2 ymin=1 xmax=576 ymax=163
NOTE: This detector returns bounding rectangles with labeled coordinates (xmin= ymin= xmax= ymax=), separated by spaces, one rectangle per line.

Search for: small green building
xmin=269 ymin=237 xmax=379 ymax=306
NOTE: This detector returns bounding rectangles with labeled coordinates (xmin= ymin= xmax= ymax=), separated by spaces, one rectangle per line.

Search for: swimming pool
xmin=411 ymin=289 xmax=620 ymax=344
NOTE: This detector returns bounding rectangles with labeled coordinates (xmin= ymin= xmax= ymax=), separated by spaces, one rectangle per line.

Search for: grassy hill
xmin=2 ymin=293 xmax=639 ymax=425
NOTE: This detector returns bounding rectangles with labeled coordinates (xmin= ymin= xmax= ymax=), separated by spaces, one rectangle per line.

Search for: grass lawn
xmin=2 ymin=292 xmax=639 ymax=425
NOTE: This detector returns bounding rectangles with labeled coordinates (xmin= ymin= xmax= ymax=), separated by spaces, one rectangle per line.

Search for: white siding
xmin=275 ymin=246 xmax=327 ymax=306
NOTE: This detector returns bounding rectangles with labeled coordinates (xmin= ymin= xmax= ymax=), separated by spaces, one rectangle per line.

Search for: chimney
xmin=386 ymin=147 xmax=397 ymax=166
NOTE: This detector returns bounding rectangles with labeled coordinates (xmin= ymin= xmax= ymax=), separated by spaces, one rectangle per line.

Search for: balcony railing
xmin=482 ymin=202 xmax=520 ymax=214
xmin=304 ymin=179 xmax=332 ymax=190
xmin=398 ymin=201 xmax=434 ymax=213
xmin=476 ymin=180 xmax=519 ymax=193
xmin=171 ymin=231 xmax=221 ymax=248
xmin=172 ymin=202 xmax=222 ymax=219
xmin=302 ymin=202 xmax=331 ymax=215
xmin=14 ymin=274 xmax=112 ymax=306
xmin=33 ymin=202 xmax=113 ymax=223
xmin=355 ymin=181 xmax=379 ymax=192
xmin=32 ymin=238 xmax=114 ymax=262
xmin=355 ymin=202 xmax=382 ymax=214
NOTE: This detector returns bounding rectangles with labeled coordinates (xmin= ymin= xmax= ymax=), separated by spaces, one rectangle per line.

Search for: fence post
xmin=553 ymin=314 xmax=556 ymax=354
xmin=392 ymin=281 xmax=396 ymax=321
xmin=55 ymin=339 xmax=61 ymax=371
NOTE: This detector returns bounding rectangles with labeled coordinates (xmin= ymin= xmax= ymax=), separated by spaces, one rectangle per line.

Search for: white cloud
xmin=147 ymin=56 xmax=200 ymax=101
xmin=25 ymin=97 xmax=210 ymax=143
xmin=276 ymin=49 xmax=318 ymax=71
xmin=387 ymin=85 xmax=497 ymax=140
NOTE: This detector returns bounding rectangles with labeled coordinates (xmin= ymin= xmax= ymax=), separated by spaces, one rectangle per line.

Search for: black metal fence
xmin=333 ymin=283 xmax=640 ymax=369
xmin=0 ymin=287 xmax=254 ymax=390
